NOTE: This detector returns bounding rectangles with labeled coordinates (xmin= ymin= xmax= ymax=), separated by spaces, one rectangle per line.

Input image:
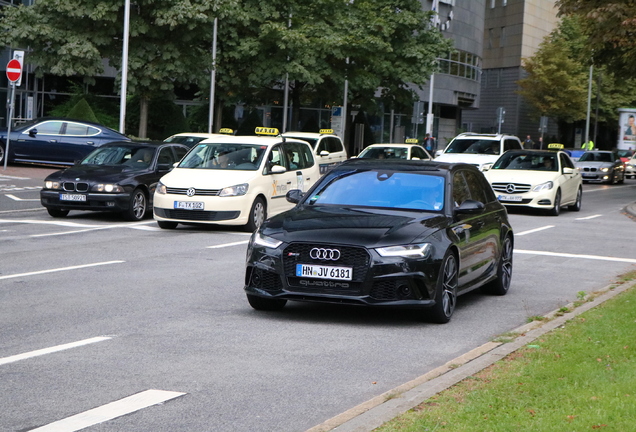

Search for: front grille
xmin=491 ymin=182 xmax=531 ymax=194
xmin=62 ymin=182 xmax=89 ymax=192
xmin=581 ymin=167 xmax=598 ymax=172
xmin=155 ymin=208 xmax=239 ymax=221
xmin=282 ymin=243 xmax=371 ymax=286
xmin=166 ymin=187 xmax=220 ymax=196
xmin=249 ymin=268 xmax=283 ymax=291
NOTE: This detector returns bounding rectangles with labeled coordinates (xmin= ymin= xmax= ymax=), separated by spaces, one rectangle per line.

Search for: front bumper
xmin=153 ymin=192 xmax=246 ymax=225
xmin=494 ymin=190 xmax=557 ymax=209
xmin=40 ymin=190 xmax=131 ymax=212
xmin=244 ymin=241 xmax=440 ymax=308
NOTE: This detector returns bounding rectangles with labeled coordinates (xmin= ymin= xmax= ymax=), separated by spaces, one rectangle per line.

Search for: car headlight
xmin=600 ymin=167 xmax=609 ymax=172
xmin=375 ymin=243 xmax=432 ymax=258
xmin=92 ymin=184 xmax=124 ymax=193
xmin=45 ymin=181 xmax=61 ymax=190
xmin=532 ymin=181 xmax=553 ymax=192
xmin=253 ymin=232 xmax=282 ymax=249
xmin=156 ymin=181 xmax=167 ymax=195
xmin=219 ymin=183 xmax=249 ymax=197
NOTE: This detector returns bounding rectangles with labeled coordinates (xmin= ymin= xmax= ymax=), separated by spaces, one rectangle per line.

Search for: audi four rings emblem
xmin=186 ymin=187 xmax=196 ymax=197
xmin=506 ymin=184 xmax=516 ymax=193
xmin=310 ymin=248 xmax=341 ymax=261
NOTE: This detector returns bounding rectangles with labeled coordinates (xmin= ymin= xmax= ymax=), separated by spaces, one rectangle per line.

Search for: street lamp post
xmin=208 ymin=17 xmax=218 ymax=133
xmin=119 ymin=0 xmax=131 ymax=134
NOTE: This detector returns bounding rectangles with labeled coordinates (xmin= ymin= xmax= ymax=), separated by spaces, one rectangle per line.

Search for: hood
xmin=575 ymin=161 xmax=612 ymax=168
xmin=484 ymin=169 xmax=559 ymax=184
xmin=262 ymin=205 xmax=448 ymax=248
xmin=435 ymin=153 xmax=499 ymax=166
xmin=160 ymin=168 xmax=259 ymax=188
xmin=47 ymin=164 xmax=145 ymax=183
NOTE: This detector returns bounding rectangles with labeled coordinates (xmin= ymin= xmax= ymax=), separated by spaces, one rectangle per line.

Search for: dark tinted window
xmin=452 ymin=171 xmax=472 ymax=207
xmin=464 ymin=170 xmax=488 ymax=203
xmin=504 ymin=139 xmax=521 ymax=150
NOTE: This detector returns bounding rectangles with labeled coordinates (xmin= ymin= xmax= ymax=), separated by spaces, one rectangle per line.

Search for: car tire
xmin=618 ymin=172 xmax=625 ymax=184
xmin=426 ymin=250 xmax=458 ymax=324
xmin=46 ymin=207 xmax=69 ymax=218
xmin=481 ymin=235 xmax=513 ymax=296
xmin=567 ymin=187 xmax=582 ymax=212
xmin=157 ymin=220 xmax=178 ymax=229
xmin=0 ymin=142 xmax=5 ymax=165
xmin=123 ymin=188 xmax=147 ymax=221
xmin=548 ymin=189 xmax=561 ymax=216
xmin=246 ymin=294 xmax=287 ymax=311
xmin=245 ymin=197 xmax=266 ymax=232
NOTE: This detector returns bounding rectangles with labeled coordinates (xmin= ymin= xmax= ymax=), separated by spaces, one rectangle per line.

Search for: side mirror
xmin=28 ymin=129 xmax=38 ymax=138
xmin=286 ymin=189 xmax=304 ymax=204
xmin=563 ymin=167 xmax=574 ymax=174
xmin=157 ymin=163 xmax=173 ymax=172
xmin=411 ymin=157 xmax=420 ymax=160
xmin=270 ymin=165 xmax=286 ymax=174
xmin=455 ymin=199 xmax=485 ymax=215
xmin=319 ymin=150 xmax=330 ymax=157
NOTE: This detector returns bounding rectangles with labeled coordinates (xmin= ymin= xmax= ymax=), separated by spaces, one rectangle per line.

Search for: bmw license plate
xmin=497 ymin=194 xmax=522 ymax=202
xmin=296 ymin=264 xmax=352 ymax=281
xmin=59 ymin=193 xmax=87 ymax=202
xmin=174 ymin=201 xmax=204 ymax=210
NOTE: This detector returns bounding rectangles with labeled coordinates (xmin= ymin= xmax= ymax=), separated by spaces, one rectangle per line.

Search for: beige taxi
xmin=153 ymin=128 xmax=321 ymax=231
xmin=282 ymin=129 xmax=348 ymax=173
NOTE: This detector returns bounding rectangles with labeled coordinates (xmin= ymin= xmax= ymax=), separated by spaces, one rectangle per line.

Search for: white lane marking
xmin=29 ymin=389 xmax=186 ymax=432
xmin=0 ymin=337 xmax=112 ymax=367
xmin=0 ymin=174 xmax=30 ymax=180
xmin=0 ymin=219 xmax=104 ymax=228
xmin=515 ymin=249 xmax=636 ymax=264
xmin=5 ymin=194 xmax=40 ymax=202
xmin=207 ymin=240 xmax=250 ymax=249
xmin=575 ymin=214 xmax=602 ymax=220
xmin=0 ymin=260 xmax=125 ymax=280
xmin=515 ymin=225 xmax=554 ymax=236
xmin=583 ymin=184 xmax=632 ymax=192
xmin=0 ymin=219 xmax=156 ymax=237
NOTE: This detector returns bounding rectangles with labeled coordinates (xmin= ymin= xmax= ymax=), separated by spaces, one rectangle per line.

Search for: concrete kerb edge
xmin=308 ymin=278 xmax=636 ymax=432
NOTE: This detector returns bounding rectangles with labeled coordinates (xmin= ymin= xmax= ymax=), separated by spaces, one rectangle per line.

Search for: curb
xmin=624 ymin=202 xmax=636 ymax=220
xmin=307 ymin=279 xmax=636 ymax=432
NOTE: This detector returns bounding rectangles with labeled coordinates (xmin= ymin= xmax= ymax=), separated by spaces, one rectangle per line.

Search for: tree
xmin=556 ymin=0 xmax=636 ymax=76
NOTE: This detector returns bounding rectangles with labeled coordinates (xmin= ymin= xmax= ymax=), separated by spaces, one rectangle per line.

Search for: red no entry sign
xmin=6 ymin=58 xmax=22 ymax=83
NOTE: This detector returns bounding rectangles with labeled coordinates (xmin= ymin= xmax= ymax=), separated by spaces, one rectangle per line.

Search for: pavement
xmin=308 ymin=202 xmax=636 ymax=432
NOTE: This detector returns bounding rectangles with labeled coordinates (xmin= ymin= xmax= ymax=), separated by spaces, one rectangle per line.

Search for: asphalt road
xmin=1 ymin=164 xmax=635 ymax=432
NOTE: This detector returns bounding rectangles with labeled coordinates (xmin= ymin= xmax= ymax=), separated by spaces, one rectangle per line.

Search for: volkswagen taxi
xmin=281 ymin=129 xmax=347 ymax=173
xmin=483 ymin=145 xmax=582 ymax=216
xmin=153 ymin=128 xmax=321 ymax=231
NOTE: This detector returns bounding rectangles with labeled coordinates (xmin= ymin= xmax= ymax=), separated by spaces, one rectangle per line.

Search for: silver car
xmin=575 ymin=151 xmax=625 ymax=184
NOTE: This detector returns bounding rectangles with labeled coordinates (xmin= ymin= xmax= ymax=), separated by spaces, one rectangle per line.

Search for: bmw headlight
xmin=219 ymin=183 xmax=249 ymax=197
xmin=45 ymin=181 xmax=61 ymax=190
xmin=92 ymin=184 xmax=124 ymax=193
xmin=254 ymin=232 xmax=282 ymax=249
xmin=600 ymin=167 xmax=609 ymax=172
xmin=375 ymin=243 xmax=432 ymax=258
xmin=156 ymin=181 xmax=167 ymax=195
xmin=532 ymin=181 xmax=553 ymax=192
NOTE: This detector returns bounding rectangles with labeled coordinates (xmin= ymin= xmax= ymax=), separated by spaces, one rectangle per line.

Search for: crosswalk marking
xmin=29 ymin=390 xmax=186 ymax=432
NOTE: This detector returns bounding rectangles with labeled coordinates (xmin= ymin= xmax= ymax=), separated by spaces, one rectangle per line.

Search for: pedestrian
xmin=582 ymin=140 xmax=594 ymax=151
xmin=424 ymin=134 xmax=435 ymax=153
xmin=524 ymin=135 xmax=534 ymax=149
xmin=535 ymin=137 xmax=543 ymax=149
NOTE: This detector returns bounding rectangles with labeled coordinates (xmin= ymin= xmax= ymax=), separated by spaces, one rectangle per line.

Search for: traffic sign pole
xmin=4 ymin=83 xmax=16 ymax=170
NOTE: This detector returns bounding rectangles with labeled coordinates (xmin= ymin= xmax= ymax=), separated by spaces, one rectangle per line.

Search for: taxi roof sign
xmin=219 ymin=128 xmax=234 ymax=135
xmin=255 ymin=127 xmax=279 ymax=136
xmin=547 ymin=143 xmax=564 ymax=150
xmin=405 ymin=138 xmax=419 ymax=144
xmin=319 ymin=129 xmax=334 ymax=134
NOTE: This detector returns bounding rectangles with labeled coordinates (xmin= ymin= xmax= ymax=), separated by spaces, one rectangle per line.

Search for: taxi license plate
xmin=296 ymin=264 xmax=352 ymax=281
xmin=174 ymin=201 xmax=204 ymax=210
xmin=59 ymin=193 xmax=87 ymax=202
xmin=497 ymin=195 xmax=523 ymax=202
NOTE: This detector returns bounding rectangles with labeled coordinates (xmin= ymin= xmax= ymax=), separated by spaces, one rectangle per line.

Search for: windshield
xmin=80 ymin=145 xmax=155 ymax=168
xmin=178 ymin=143 xmax=266 ymax=170
xmin=358 ymin=147 xmax=408 ymax=159
xmin=579 ymin=152 xmax=612 ymax=163
xmin=492 ymin=152 xmax=557 ymax=172
xmin=446 ymin=138 xmax=500 ymax=155
xmin=306 ymin=170 xmax=445 ymax=211
xmin=164 ymin=135 xmax=208 ymax=147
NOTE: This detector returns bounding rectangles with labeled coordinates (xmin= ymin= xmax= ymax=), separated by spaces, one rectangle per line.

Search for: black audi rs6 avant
xmin=244 ymin=159 xmax=514 ymax=323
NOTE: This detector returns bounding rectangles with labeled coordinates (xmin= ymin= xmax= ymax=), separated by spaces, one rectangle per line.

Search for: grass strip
xmin=375 ymin=272 xmax=636 ymax=432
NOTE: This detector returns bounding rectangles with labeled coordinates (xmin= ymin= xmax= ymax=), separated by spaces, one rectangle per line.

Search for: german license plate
xmin=59 ymin=193 xmax=87 ymax=202
xmin=582 ymin=173 xmax=595 ymax=178
xmin=296 ymin=264 xmax=352 ymax=281
xmin=174 ymin=201 xmax=204 ymax=210
xmin=497 ymin=194 xmax=522 ymax=202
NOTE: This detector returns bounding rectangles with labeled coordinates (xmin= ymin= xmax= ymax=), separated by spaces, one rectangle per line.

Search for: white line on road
xmin=29 ymin=389 xmax=186 ymax=432
xmin=207 ymin=240 xmax=250 ymax=249
xmin=0 ymin=174 xmax=30 ymax=180
xmin=515 ymin=225 xmax=555 ymax=236
xmin=515 ymin=249 xmax=636 ymax=264
xmin=575 ymin=214 xmax=602 ymax=220
xmin=0 ymin=336 xmax=112 ymax=366
xmin=0 ymin=260 xmax=125 ymax=280
xmin=5 ymin=193 xmax=40 ymax=201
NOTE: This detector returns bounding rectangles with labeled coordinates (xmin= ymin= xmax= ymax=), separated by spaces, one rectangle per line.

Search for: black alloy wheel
xmin=124 ymin=189 xmax=147 ymax=221
xmin=427 ymin=251 xmax=458 ymax=324
xmin=47 ymin=207 xmax=70 ymax=218
xmin=568 ymin=187 xmax=582 ymax=211
xmin=548 ymin=189 xmax=561 ymax=216
xmin=246 ymin=294 xmax=287 ymax=311
xmin=482 ymin=235 xmax=513 ymax=295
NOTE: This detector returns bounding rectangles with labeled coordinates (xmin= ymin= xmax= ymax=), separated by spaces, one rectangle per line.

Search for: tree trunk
xmin=138 ymin=96 xmax=149 ymax=138
xmin=291 ymin=80 xmax=302 ymax=131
